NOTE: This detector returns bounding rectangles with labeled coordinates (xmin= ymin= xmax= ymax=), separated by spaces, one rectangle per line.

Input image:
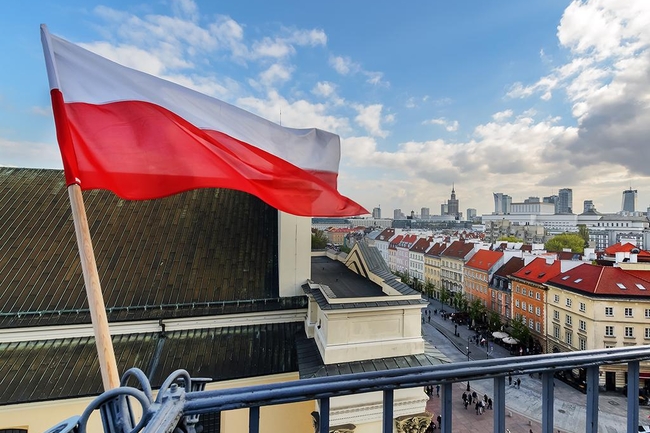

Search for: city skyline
xmin=1 ymin=1 xmax=650 ymax=215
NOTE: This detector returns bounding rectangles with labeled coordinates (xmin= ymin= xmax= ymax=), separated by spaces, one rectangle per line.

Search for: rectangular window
xmin=645 ymin=328 xmax=650 ymax=339
xmin=536 ymin=292 xmax=541 ymax=300
xmin=554 ymin=310 xmax=560 ymax=320
xmin=529 ymin=290 xmax=534 ymax=298
xmin=566 ymin=331 xmax=572 ymax=346
xmin=566 ymin=298 xmax=572 ymax=308
xmin=579 ymin=338 xmax=586 ymax=351
xmin=605 ymin=326 xmax=614 ymax=337
xmin=522 ymin=288 xmax=527 ymax=296
xmin=522 ymin=301 xmax=527 ymax=310
xmin=515 ymin=299 xmax=520 ymax=308
xmin=536 ymin=307 xmax=541 ymax=316
xmin=625 ymin=327 xmax=634 ymax=338
xmin=529 ymin=318 xmax=533 ymax=328
xmin=554 ymin=325 xmax=560 ymax=339
xmin=566 ymin=315 xmax=572 ymax=326
xmin=579 ymin=302 xmax=586 ymax=313
xmin=554 ymin=294 xmax=560 ymax=303
xmin=645 ymin=309 xmax=650 ymax=319
xmin=605 ymin=307 xmax=613 ymax=317
xmin=528 ymin=305 xmax=533 ymax=313
xmin=625 ymin=307 xmax=633 ymax=318
xmin=535 ymin=322 xmax=541 ymax=332
xmin=579 ymin=320 xmax=586 ymax=331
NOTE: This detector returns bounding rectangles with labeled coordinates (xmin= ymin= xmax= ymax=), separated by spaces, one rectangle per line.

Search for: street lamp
xmin=466 ymin=336 xmax=471 ymax=391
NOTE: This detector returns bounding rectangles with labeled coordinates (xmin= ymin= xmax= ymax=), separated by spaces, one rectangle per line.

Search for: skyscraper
xmin=372 ymin=206 xmax=381 ymax=219
xmin=583 ymin=200 xmax=595 ymax=213
xmin=466 ymin=208 xmax=477 ymax=220
xmin=558 ymin=188 xmax=573 ymax=214
xmin=622 ymin=188 xmax=637 ymax=213
xmin=421 ymin=207 xmax=430 ymax=219
xmin=393 ymin=208 xmax=404 ymax=220
xmin=493 ymin=193 xmax=512 ymax=215
xmin=447 ymin=185 xmax=459 ymax=217
xmin=543 ymin=195 xmax=559 ymax=213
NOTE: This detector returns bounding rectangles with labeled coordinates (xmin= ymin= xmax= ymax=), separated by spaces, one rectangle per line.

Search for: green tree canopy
xmin=577 ymin=224 xmax=590 ymax=247
xmin=468 ymin=298 xmax=486 ymax=322
xmin=545 ymin=233 xmax=585 ymax=253
xmin=509 ymin=316 xmax=531 ymax=344
xmin=311 ymin=229 xmax=328 ymax=249
xmin=497 ymin=236 xmax=524 ymax=243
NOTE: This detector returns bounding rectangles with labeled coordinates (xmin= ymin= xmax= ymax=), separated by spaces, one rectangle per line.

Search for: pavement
xmin=420 ymin=300 xmax=650 ymax=433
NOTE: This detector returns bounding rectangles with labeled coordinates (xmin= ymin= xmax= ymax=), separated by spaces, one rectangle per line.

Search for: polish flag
xmin=40 ymin=25 xmax=367 ymax=217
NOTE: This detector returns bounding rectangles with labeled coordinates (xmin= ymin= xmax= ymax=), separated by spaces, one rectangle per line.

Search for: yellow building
xmin=545 ymin=263 xmax=650 ymax=391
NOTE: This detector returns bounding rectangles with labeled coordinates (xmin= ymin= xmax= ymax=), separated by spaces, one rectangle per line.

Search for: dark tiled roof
xmin=310 ymin=256 xmax=386 ymax=298
xmin=494 ymin=257 xmax=525 ymax=278
xmin=296 ymin=336 xmax=442 ymax=379
xmin=0 ymin=168 xmax=282 ymax=328
xmin=440 ymin=240 xmax=474 ymax=259
xmin=0 ymin=322 xmax=303 ymax=405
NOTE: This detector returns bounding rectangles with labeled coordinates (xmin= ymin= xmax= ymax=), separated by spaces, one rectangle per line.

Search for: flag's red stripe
xmin=54 ymin=91 xmax=366 ymax=217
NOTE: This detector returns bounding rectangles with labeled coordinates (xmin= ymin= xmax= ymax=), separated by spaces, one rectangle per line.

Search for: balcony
xmin=46 ymin=345 xmax=650 ymax=433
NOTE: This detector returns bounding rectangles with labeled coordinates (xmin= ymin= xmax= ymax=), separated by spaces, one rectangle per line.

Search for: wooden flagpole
xmin=68 ymin=184 xmax=120 ymax=390
xmin=42 ymin=24 xmax=119 ymax=390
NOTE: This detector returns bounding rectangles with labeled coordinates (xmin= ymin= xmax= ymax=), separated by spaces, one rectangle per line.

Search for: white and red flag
xmin=40 ymin=25 xmax=367 ymax=217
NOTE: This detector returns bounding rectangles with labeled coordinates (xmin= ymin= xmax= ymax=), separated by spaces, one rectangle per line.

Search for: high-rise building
xmin=558 ymin=188 xmax=573 ymax=214
xmin=393 ymin=208 xmax=404 ymax=220
xmin=372 ymin=206 xmax=381 ymax=219
xmin=466 ymin=208 xmax=477 ymax=220
xmin=440 ymin=203 xmax=448 ymax=215
xmin=524 ymin=196 xmax=540 ymax=203
xmin=543 ymin=195 xmax=559 ymax=213
xmin=493 ymin=193 xmax=512 ymax=215
xmin=583 ymin=200 xmax=595 ymax=213
xmin=447 ymin=185 xmax=459 ymax=217
xmin=622 ymin=188 xmax=637 ymax=213
xmin=421 ymin=207 xmax=430 ymax=219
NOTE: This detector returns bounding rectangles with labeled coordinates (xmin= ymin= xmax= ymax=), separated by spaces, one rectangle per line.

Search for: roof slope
xmin=547 ymin=264 xmax=650 ymax=297
xmin=0 ymin=322 xmax=303 ymax=405
xmin=511 ymin=257 xmax=562 ymax=284
xmin=440 ymin=240 xmax=474 ymax=259
xmin=465 ymin=249 xmax=503 ymax=271
xmin=0 ymin=168 xmax=283 ymax=328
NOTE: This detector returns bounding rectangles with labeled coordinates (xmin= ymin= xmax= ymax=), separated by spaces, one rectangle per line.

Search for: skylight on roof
xmin=636 ymin=284 xmax=647 ymax=291
xmin=524 ymin=270 xmax=531 ymax=274
xmin=538 ymin=272 xmax=546 ymax=278
xmin=562 ymin=276 xmax=570 ymax=280
xmin=574 ymin=278 xmax=582 ymax=283
xmin=617 ymin=283 xmax=627 ymax=290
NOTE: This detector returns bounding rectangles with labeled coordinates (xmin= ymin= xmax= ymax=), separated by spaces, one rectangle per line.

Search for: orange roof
xmin=465 ymin=249 xmax=503 ymax=271
xmin=604 ymin=242 xmax=650 ymax=257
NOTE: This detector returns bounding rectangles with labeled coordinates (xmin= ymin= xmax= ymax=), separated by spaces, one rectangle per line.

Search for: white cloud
xmin=423 ymin=117 xmax=459 ymax=132
xmin=312 ymin=81 xmax=336 ymax=98
xmin=492 ymin=109 xmax=513 ymax=122
xmin=353 ymin=104 xmax=389 ymax=138
xmin=259 ymin=64 xmax=294 ymax=86
xmin=329 ymin=55 xmax=359 ymax=75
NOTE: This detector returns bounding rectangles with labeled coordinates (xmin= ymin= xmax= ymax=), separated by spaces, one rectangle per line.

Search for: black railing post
xmin=248 ymin=406 xmax=260 ymax=433
xmin=318 ymin=397 xmax=330 ymax=433
xmin=627 ymin=361 xmax=640 ymax=433
xmin=493 ymin=376 xmax=505 ymax=433
xmin=541 ymin=371 xmax=554 ymax=433
xmin=382 ymin=389 xmax=394 ymax=433
xmin=585 ymin=366 xmax=599 ymax=433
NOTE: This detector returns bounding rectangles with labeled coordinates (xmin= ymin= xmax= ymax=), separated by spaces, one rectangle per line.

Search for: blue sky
xmin=2 ymin=0 xmax=650 ymax=216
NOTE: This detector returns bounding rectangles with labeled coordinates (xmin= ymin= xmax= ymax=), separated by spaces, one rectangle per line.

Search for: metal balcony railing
xmin=46 ymin=345 xmax=650 ymax=433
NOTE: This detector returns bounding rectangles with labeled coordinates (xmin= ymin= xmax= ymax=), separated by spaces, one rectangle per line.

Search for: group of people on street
xmin=424 ymin=383 xmax=441 ymax=398
xmin=508 ymin=373 xmax=522 ymax=389
xmin=461 ymin=389 xmax=492 ymax=414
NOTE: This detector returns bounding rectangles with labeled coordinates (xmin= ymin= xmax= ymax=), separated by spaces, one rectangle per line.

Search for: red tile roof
xmin=511 ymin=257 xmax=562 ymax=284
xmin=465 ymin=250 xmax=503 ymax=271
xmin=425 ymin=242 xmax=447 ymax=257
xmin=604 ymin=242 xmax=650 ymax=257
xmin=495 ymin=257 xmax=525 ymax=277
xmin=410 ymin=237 xmax=432 ymax=254
xmin=388 ymin=235 xmax=404 ymax=250
xmin=547 ymin=264 xmax=650 ymax=297
xmin=440 ymin=240 xmax=474 ymax=259
xmin=376 ymin=228 xmax=396 ymax=242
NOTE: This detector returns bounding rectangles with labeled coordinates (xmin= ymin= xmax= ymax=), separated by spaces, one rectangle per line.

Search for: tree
xmin=424 ymin=281 xmax=434 ymax=298
xmin=440 ymin=287 xmax=450 ymax=306
xmin=545 ymin=233 xmax=585 ymax=253
xmin=488 ymin=311 xmax=502 ymax=332
xmin=311 ymin=229 xmax=328 ymax=249
xmin=497 ymin=236 xmax=524 ymax=243
xmin=468 ymin=299 xmax=486 ymax=323
xmin=509 ymin=316 xmax=531 ymax=345
xmin=453 ymin=292 xmax=468 ymax=312
xmin=577 ymin=224 xmax=590 ymax=248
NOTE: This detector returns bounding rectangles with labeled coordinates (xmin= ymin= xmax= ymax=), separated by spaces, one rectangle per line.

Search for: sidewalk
xmin=420 ymin=300 xmax=650 ymax=432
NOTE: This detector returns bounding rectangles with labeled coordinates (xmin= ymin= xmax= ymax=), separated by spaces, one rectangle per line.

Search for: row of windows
xmin=515 ymin=285 xmax=541 ymax=300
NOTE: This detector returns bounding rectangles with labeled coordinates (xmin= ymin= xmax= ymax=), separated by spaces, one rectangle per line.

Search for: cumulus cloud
xmin=353 ymin=104 xmax=389 ymax=138
xmin=492 ymin=109 xmax=513 ymax=122
xmin=423 ymin=117 xmax=459 ymax=132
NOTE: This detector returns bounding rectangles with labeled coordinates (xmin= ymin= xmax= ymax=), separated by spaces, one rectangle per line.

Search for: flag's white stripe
xmin=48 ymin=32 xmax=340 ymax=174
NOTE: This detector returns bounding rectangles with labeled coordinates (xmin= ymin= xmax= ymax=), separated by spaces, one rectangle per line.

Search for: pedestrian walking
xmin=487 ymin=397 xmax=492 ymax=410
xmin=464 ymin=398 xmax=469 ymax=409
xmin=436 ymin=384 xmax=440 ymax=397
xmin=475 ymin=401 xmax=479 ymax=415
xmin=437 ymin=415 xmax=441 ymax=428
xmin=508 ymin=373 xmax=512 ymax=386
xmin=462 ymin=392 xmax=467 ymax=403
xmin=517 ymin=378 xmax=521 ymax=389
xmin=472 ymin=391 xmax=477 ymax=404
